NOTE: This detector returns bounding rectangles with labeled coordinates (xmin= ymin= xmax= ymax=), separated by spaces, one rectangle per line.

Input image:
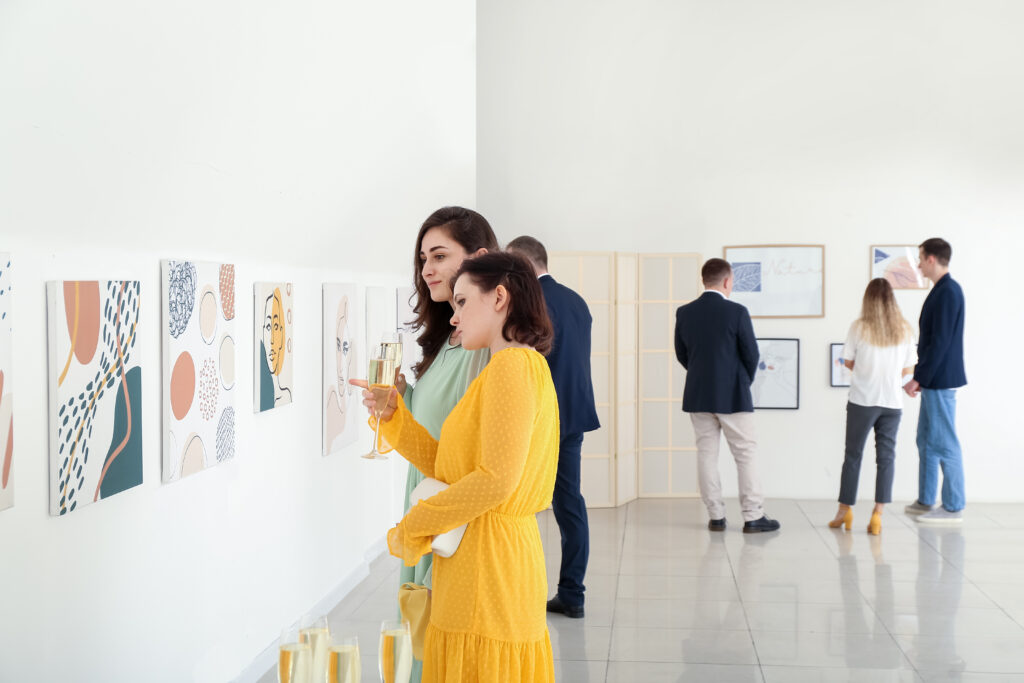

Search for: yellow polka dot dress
xmin=383 ymin=348 xmax=559 ymax=683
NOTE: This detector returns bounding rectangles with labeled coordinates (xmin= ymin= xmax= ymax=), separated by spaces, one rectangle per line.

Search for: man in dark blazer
xmin=903 ymin=237 xmax=967 ymax=525
xmin=508 ymin=236 xmax=600 ymax=619
xmin=674 ymin=258 xmax=780 ymax=533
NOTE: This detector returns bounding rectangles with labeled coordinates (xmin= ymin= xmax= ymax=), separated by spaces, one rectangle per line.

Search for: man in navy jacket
xmin=674 ymin=258 xmax=779 ymax=533
xmin=903 ymin=238 xmax=967 ymax=525
xmin=508 ymin=237 xmax=600 ymax=618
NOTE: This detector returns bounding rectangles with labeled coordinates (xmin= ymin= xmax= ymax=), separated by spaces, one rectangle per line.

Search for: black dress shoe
xmin=708 ymin=518 xmax=726 ymax=531
xmin=546 ymin=595 xmax=584 ymax=618
xmin=743 ymin=516 xmax=781 ymax=533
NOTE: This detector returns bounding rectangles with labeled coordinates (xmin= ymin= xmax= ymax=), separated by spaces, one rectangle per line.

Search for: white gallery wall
xmin=0 ymin=1 xmax=476 ymax=681
xmin=479 ymin=1 xmax=1024 ymax=501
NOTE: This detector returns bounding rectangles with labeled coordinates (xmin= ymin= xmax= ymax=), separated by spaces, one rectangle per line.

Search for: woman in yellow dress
xmin=363 ymin=251 xmax=559 ymax=682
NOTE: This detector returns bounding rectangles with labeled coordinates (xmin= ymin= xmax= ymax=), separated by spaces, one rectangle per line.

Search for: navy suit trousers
xmin=552 ymin=432 xmax=589 ymax=607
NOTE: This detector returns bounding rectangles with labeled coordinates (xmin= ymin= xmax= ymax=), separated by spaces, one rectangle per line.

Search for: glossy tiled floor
xmin=260 ymin=498 xmax=1024 ymax=682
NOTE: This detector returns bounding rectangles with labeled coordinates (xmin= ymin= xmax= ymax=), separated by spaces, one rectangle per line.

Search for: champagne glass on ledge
xmin=279 ymin=624 xmax=312 ymax=683
xmin=378 ymin=619 xmax=412 ymax=683
xmin=299 ymin=615 xmax=330 ymax=683
xmin=361 ymin=354 xmax=397 ymax=460
xmin=327 ymin=634 xmax=361 ymax=683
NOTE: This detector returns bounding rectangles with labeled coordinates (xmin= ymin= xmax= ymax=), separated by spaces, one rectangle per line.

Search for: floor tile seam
xmin=606 ymin=500 xmax=630 ymax=635
xmin=719 ymin=518 xmax=764 ymax=672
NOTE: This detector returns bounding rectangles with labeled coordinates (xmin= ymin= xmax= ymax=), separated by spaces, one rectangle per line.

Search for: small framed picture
xmin=870 ymin=245 xmax=930 ymax=290
xmin=830 ymin=343 xmax=851 ymax=387
xmin=753 ymin=338 xmax=800 ymax=409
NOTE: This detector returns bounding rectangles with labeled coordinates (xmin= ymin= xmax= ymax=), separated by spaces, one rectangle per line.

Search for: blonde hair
xmin=857 ymin=278 xmax=913 ymax=346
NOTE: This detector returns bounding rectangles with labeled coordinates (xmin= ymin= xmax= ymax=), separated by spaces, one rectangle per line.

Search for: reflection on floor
xmin=259 ymin=498 xmax=1024 ymax=682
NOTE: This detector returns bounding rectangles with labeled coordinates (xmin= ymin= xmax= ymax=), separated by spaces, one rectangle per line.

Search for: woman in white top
xmin=828 ymin=278 xmax=917 ymax=535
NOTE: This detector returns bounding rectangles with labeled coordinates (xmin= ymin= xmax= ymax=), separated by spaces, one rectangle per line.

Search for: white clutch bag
xmin=408 ymin=477 xmax=467 ymax=558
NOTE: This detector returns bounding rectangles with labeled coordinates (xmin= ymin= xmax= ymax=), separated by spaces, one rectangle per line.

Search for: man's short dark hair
xmin=506 ymin=235 xmax=548 ymax=269
xmin=702 ymin=258 xmax=732 ymax=286
xmin=919 ymin=237 xmax=952 ymax=266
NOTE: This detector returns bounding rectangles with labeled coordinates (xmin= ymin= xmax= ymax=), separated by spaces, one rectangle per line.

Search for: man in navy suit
xmin=674 ymin=258 xmax=780 ymax=533
xmin=903 ymin=238 xmax=967 ymax=525
xmin=508 ymin=236 xmax=600 ymax=619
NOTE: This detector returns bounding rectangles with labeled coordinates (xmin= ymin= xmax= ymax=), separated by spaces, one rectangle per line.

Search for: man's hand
xmin=903 ymin=378 xmax=920 ymax=398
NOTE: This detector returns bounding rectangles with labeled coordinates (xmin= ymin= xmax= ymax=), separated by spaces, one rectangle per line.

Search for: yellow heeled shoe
xmin=828 ymin=508 xmax=853 ymax=530
xmin=867 ymin=512 xmax=882 ymax=536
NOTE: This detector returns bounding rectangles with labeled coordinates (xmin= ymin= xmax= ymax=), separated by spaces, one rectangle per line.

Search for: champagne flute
xmin=327 ymin=635 xmax=361 ymax=683
xmin=379 ymin=332 xmax=403 ymax=384
xmin=299 ymin=615 xmax=330 ymax=683
xmin=378 ymin=619 xmax=412 ymax=683
xmin=361 ymin=354 xmax=398 ymax=460
xmin=279 ymin=624 xmax=312 ymax=683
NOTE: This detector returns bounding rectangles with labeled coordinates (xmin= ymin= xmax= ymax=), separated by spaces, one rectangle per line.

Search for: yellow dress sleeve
xmin=374 ymin=393 xmax=439 ymax=478
xmin=388 ymin=351 xmax=535 ymax=567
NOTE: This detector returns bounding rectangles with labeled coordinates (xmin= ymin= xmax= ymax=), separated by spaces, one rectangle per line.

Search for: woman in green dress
xmin=396 ymin=206 xmax=498 ymax=681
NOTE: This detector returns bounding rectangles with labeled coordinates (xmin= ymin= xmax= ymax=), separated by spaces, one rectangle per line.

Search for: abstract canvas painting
xmin=0 ymin=254 xmax=12 ymax=512
xmin=46 ymin=280 xmax=143 ymax=515
xmin=323 ymin=283 xmax=360 ymax=455
xmin=752 ymin=338 xmax=800 ymax=409
xmin=254 ymin=282 xmax=294 ymax=412
xmin=162 ymin=261 xmax=236 ymax=481
xmin=871 ymin=245 xmax=929 ymax=290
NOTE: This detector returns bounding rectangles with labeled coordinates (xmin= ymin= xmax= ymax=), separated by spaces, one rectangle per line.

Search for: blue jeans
xmin=916 ymin=388 xmax=965 ymax=512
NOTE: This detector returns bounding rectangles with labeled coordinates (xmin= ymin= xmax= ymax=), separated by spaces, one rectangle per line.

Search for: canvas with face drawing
xmin=162 ymin=261 xmax=236 ymax=481
xmin=254 ymin=282 xmax=294 ymax=412
xmin=0 ymin=254 xmax=13 ymax=512
xmin=323 ymin=283 xmax=361 ymax=455
xmin=46 ymin=280 xmax=143 ymax=515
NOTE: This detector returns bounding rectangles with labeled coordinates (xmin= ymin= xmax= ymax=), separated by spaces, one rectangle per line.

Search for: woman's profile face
xmin=449 ymin=274 xmax=502 ymax=351
xmin=420 ymin=227 xmax=470 ymax=303
xmin=263 ymin=288 xmax=285 ymax=375
xmin=335 ymin=296 xmax=352 ymax=392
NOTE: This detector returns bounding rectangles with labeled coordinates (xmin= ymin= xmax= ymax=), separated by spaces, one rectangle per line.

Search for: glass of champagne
xmin=326 ymin=634 xmax=361 ymax=683
xmin=379 ymin=332 xmax=403 ymax=385
xmin=378 ymin=619 xmax=412 ymax=683
xmin=361 ymin=354 xmax=398 ymax=460
xmin=279 ymin=624 xmax=312 ymax=683
xmin=299 ymin=615 xmax=330 ymax=683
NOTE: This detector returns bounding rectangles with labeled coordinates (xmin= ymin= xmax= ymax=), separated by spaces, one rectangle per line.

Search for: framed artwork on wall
xmin=830 ymin=342 xmax=851 ymax=388
xmin=0 ymin=254 xmax=12 ymax=512
xmin=161 ymin=260 xmax=236 ymax=482
xmin=254 ymin=282 xmax=294 ymax=412
xmin=323 ymin=283 xmax=361 ymax=456
xmin=753 ymin=338 xmax=800 ymax=409
xmin=724 ymin=245 xmax=825 ymax=318
xmin=870 ymin=245 xmax=929 ymax=290
xmin=46 ymin=280 xmax=144 ymax=515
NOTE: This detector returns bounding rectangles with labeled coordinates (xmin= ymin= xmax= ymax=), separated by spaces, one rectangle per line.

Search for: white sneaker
xmin=904 ymin=500 xmax=936 ymax=515
xmin=916 ymin=508 xmax=963 ymax=525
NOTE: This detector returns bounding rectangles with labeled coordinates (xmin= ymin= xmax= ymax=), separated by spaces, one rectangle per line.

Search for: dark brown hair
xmin=506 ymin=235 xmax=548 ymax=269
xmin=409 ymin=207 xmax=499 ymax=378
xmin=919 ymin=237 xmax=952 ymax=266
xmin=453 ymin=251 xmax=553 ymax=355
xmin=702 ymin=258 xmax=733 ymax=285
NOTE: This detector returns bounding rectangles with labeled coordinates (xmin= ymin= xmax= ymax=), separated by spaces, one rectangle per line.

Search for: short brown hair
xmin=506 ymin=235 xmax=548 ymax=269
xmin=702 ymin=258 xmax=732 ymax=286
xmin=919 ymin=237 xmax=952 ymax=266
xmin=454 ymin=251 xmax=553 ymax=354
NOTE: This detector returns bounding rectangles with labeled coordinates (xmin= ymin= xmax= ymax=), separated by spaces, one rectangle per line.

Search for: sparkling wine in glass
xmin=299 ymin=615 xmax=330 ymax=683
xmin=378 ymin=619 xmax=412 ymax=683
xmin=361 ymin=355 xmax=398 ymax=460
xmin=279 ymin=625 xmax=312 ymax=683
xmin=379 ymin=332 xmax=403 ymax=384
xmin=327 ymin=635 xmax=361 ymax=683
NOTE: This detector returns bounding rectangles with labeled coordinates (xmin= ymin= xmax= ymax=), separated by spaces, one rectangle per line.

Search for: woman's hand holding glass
xmin=348 ymin=379 xmax=399 ymax=422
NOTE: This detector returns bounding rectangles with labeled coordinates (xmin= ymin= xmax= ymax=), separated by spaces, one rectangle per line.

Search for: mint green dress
xmin=399 ymin=340 xmax=488 ymax=681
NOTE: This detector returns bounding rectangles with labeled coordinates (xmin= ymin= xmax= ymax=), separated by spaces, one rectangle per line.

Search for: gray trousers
xmin=839 ymin=402 xmax=902 ymax=505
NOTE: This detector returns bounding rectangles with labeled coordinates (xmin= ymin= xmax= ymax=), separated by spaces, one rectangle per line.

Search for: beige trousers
xmin=690 ymin=411 xmax=765 ymax=522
